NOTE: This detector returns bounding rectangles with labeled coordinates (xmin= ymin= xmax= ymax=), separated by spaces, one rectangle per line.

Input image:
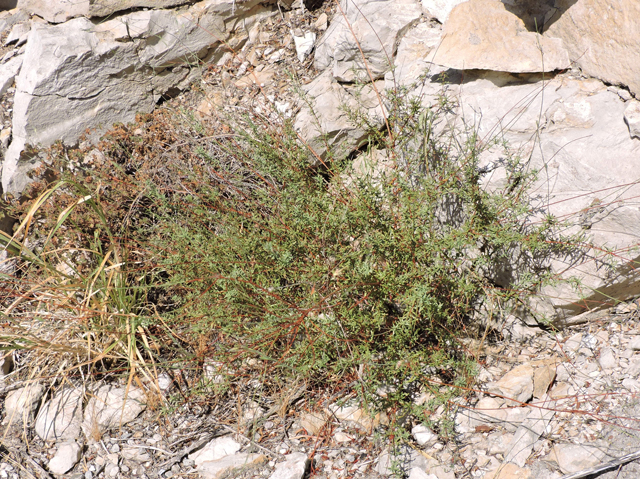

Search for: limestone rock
xmin=18 ymin=0 xmax=90 ymax=23
xmin=17 ymin=0 xmax=196 ymax=23
xmin=487 ymin=364 xmax=534 ymax=406
xmin=387 ymin=20 xmax=443 ymax=89
xmin=432 ymin=0 xmax=569 ymax=73
xmin=532 ymin=364 xmax=556 ymax=399
xmin=484 ymin=463 xmax=531 ymax=479
xmin=4 ymin=21 xmax=29 ymax=46
xmin=3 ymin=383 xmax=45 ymax=424
xmin=293 ymin=31 xmax=316 ymax=63
xmin=269 ymin=452 xmax=309 ymax=479
xmin=3 ymin=0 xmax=268 ymax=196
xmin=0 ymin=9 xmax=29 ymax=38
xmin=199 ymin=453 xmax=266 ymax=478
xmin=82 ymin=385 xmax=145 ymax=435
xmin=599 ymin=348 xmax=617 ymax=371
xmin=503 ymin=403 xmax=554 ymax=467
xmin=121 ymin=447 xmax=151 ymax=462
xmin=624 ymin=100 xmax=640 ymax=140
xmin=294 ymin=70 xmax=385 ymax=162
xmin=455 ymin=397 xmax=506 ymax=433
xmin=544 ymin=0 xmax=640 ymax=97
xmin=550 ymin=444 xmax=609 ymax=474
xmin=487 ymin=432 xmax=515 ymax=456
xmin=0 ymin=53 xmax=22 ymax=96
xmin=188 ymin=435 xmax=241 ymax=466
xmin=48 ymin=441 xmax=82 ymax=475
xmin=408 ymin=467 xmax=438 ymax=479
xmin=326 ymin=402 xmax=386 ymax=432
xmin=411 ymin=424 xmax=437 ymax=446
xmin=35 ymin=388 xmax=84 ymax=441
xmin=458 ymin=73 xmax=640 ymax=323
xmin=299 ymin=411 xmax=327 ymax=435
xmin=421 ymin=0 xmax=466 ymax=23
xmin=314 ymin=0 xmax=422 ymax=82
xmin=89 ymin=0 xmax=196 ymax=18
xmin=629 ymin=336 xmax=640 ymax=351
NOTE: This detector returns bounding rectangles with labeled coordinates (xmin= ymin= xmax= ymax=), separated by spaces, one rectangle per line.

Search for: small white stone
xmin=48 ymin=442 xmax=82 ymax=475
xmin=105 ymin=464 xmax=119 ymax=478
xmin=188 ymin=435 xmax=241 ymax=467
xmin=628 ymin=336 xmax=640 ymax=351
xmin=599 ymin=348 xmax=617 ymax=370
xmin=269 ymin=452 xmax=309 ymax=479
xmin=293 ymin=32 xmax=316 ymax=63
xmin=411 ymin=424 xmax=437 ymax=446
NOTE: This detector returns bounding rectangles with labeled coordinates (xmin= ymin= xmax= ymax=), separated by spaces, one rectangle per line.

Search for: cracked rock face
xmin=314 ymin=0 xmax=422 ymax=82
xmin=1 ymin=0 xmax=269 ymax=196
xmin=17 ymin=0 xmax=197 ymax=24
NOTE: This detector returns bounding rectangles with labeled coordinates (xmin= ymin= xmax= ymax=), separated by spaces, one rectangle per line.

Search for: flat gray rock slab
xmin=82 ymin=385 xmax=146 ymax=435
xmin=35 ymin=388 xmax=83 ymax=441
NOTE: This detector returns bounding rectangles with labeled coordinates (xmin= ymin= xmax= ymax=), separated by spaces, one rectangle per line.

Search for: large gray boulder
xmin=314 ymin=0 xmax=422 ymax=83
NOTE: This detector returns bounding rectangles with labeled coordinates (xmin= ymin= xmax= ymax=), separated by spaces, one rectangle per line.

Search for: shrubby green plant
xmin=144 ymin=81 xmax=575 ymax=417
xmin=1 ymin=77 xmax=578 ymax=437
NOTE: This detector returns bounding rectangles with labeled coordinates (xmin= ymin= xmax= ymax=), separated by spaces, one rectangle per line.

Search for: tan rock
xmin=532 ymin=364 xmax=556 ymax=399
xmin=326 ymin=403 xmax=386 ymax=432
xmin=235 ymin=67 xmax=276 ymax=89
xmin=299 ymin=411 xmax=327 ymax=435
xmin=487 ymin=364 xmax=534 ymax=406
xmin=550 ymin=444 xmax=609 ymax=474
xmin=484 ymin=463 xmax=531 ymax=479
xmin=545 ymin=0 xmax=640 ymax=97
xmin=432 ymin=0 xmax=569 ymax=73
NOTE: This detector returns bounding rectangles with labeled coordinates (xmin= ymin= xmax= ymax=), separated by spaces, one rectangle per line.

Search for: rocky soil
xmin=2 ymin=301 xmax=640 ymax=479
